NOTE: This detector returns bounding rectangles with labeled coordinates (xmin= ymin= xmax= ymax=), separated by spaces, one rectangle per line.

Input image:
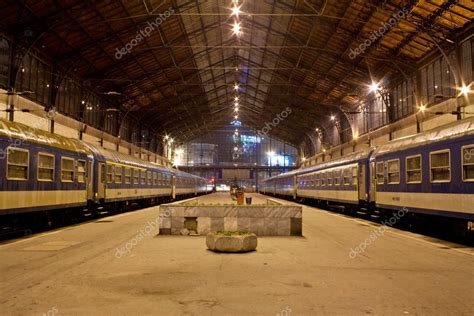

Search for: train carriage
xmin=296 ymin=151 xmax=371 ymax=209
xmin=372 ymin=117 xmax=474 ymax=220
xmin=84 ymin=144 xmax=176 ymax=205
xmin=0 ymin=118 xmax=92 ymax=215
xmin=0 ymin=118 xmax=210 ymax=223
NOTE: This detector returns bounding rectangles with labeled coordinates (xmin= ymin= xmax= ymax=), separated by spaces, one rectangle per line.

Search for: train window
xmin=38 ymin=153 xmax=54 ymax=181
xmin=315 ymin=174 xmax=319 ymax=186
xmin=327 ymin=172 xmax=332 ymax=186
xmin=147 ymin=171 xmax=152 ymax=185
xmin=124 ymin=168 xmax=132 ymax=184
xmin=343 ymin=168 xmax=351 ymax=185
xmin=333 ymin=170 xmax=340 ymax=186
xmin=114 ymin=166 xmax=123 ymax=184
xmin=77 ymin=160 xmax=86 ymax=183
xmin=61 ymin=157 xmax=75 ymax=182
xmin=430 ymin=150 xmax=451 ymax=182
xmin=133 ymin=169 xmax=139 ymax=184
xmin=7 ymin=147 xmax=29 ymax=180
xmin=387 ymin=159 xmax=400 ymax=184
xmin=352 ymin=166 xmax=358 ymax=185
xmin=462 ymin=145 xmax=474 ymax=181
xmin=106 ymin=164 xmax=114 ymax=184
xmin=141 ymin=170 xmax=147 ymax=185
xmin=376 ymin=162 xmax=384 ymax=185
xmin=153 ymin=172 xmax=158 ymax=186
xmin=320 ymin=173 xmax=326 ymax=186
xmin=406 ymin=155 xmax=422 ymax=184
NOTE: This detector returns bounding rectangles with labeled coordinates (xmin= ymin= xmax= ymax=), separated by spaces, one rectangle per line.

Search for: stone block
xmin=171 ymin=207 xmax=185 ymax=217
xmin=263 ymin=218 xmax=279 ymax=235
xmin=238 ymin=207 xmax=264 ymax=218
xmin=171 ymin=216 xmax=184 ymax=230
xmin=183 ymin=207 xmax=199 ymax=217
xmin=291 ymin=218 xmax=302 ymax=236
xmin=210 ymin=217 xmax=224 ymax=232
xmin=276 ymin=218 xmax=291 ymax=236
xmin=237 ymin=217 xmax=251 ymax=231
xmin=208 ymin=207 xmax=225 ymax=217
xmin=206 ymin=232 xmax=257 ymax=253
xmin=249 ymin=218 xmax=265 ymax=236
xmin=160 ymin=216 xmax=171 ymax=229
xmin=223 ymin=207 xmax=238 ymax=217
xmin=224 ymin=217 xmax=238 ymax=231
xmin=197 ymin=217 xmax=211 ymax=235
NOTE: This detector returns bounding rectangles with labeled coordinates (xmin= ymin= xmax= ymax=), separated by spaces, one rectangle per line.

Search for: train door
xmin=358 ymin=164 xmax=366 ymax=201
xmin=98 ymin=162 xmax=106 ymax=200
xmin=171 ymin=176 xmax=176 ymax=200
xmin=369 ymin=161 xmax=376 ymax=203
xmin=86 ymin=160 xmax=94 ymax=201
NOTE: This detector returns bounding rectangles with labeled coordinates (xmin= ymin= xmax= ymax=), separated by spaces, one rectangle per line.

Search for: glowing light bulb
xmin=231 ymin=5 xmax=240 ymax=16
xmin=459 ymin=84 xmax=471 ymax=96
xmin=232 ymin=22 xmax=241 ymax=36
xmin=369 ymin=82 xmax=379 ymax=93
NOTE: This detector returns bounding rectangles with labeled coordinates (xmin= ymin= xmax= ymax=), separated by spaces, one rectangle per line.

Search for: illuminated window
xmin=430 ymin=150 xmax=450 ymax=182
xmin=114 ymin=166 xmax=123 ymax=184
xmin=133 ymin=169 xmax=139 ymax=184
xmin=141 ymin=170 xmax=146 ymax=185
xmin=77 ymin=160 xmax=86 ymax=183
xmin=7 ymin=147 xmax=29 ymax=180
xmin=327 ymin=172 xmax=332 ymax=186
xmin=106 ymin=164 xmax=114 ymax=183
xmin=147 ymin=171 xmax=152 ymax=185
xmin=387 ymin=159 xmax=400 ymax=184
xmin=406 ymin=155 xmax=422 ymax=184
xmin=38 ymin=153 xmax=54 ymax=181
xmin=343 ymin=168 xmax=351 ymax=185
xmin=124 ymin=168 xmax=132 ymax=184
xmin=333 ymin=170 xmax=340 ymax=186
xmin=62 ymin=157 xmax=75 ymax=182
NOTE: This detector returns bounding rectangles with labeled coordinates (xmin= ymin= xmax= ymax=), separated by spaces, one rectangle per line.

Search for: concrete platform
xmin=0 ymin=193 xmax=473 ymax=315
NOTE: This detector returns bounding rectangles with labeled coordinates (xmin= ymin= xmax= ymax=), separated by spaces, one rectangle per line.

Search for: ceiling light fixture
xmin=232 ymin=22 xmax=242 ymax=36
xmin=231 ymin=5 xmax=241 ymax=16
xmin=459 ymin=84 xmax=471 ymax=96
xmin=369 ymin=82 xmax=380 ymax=93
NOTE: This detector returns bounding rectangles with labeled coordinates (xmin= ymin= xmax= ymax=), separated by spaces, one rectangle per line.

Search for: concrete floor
xmin=0 ymin=193 xmax=473 ymax=316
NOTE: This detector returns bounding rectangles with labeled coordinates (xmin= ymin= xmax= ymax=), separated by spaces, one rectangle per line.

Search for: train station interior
xmin=0 ymin=0 xmax=473 ymax=315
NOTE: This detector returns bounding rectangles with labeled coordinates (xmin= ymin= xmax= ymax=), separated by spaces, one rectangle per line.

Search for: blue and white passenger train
xmin=0 ymin=118 xmax=211 ymax=221
xmin=260 ymin=116 xmax=474 ymax=236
